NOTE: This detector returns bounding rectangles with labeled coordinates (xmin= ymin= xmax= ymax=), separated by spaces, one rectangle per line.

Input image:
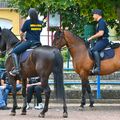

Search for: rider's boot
xmin=92 ymin=51 xmax=100 ymax=75
xmin=9 ymin=53 xmax=20 ymax=76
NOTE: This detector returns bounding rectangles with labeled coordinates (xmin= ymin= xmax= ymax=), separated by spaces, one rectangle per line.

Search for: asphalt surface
xmin=0 ymin=103 xmax=120 ymax=120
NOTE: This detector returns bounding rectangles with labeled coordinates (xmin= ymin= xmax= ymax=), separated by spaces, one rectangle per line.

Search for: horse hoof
xmin=10 ymin=112 xmax=16 ymax=116
xmin=63 ymin=112 xmax=68 ymax=118
xmin=80 ymin=103 xmax=85 ymax=109
xmin=79 ymin=107 xmax=85 ymax=111
xmin=89 ymin=105 xmax=94 ymax=108
xmin=80 ymin=105 xmax=84 ymax=108
xmin=21 ymin=112 xmax=26 ymax=115
xmin=38 ymin=113 xmax=45 ymax=118
xmin=89 ymin=104 xmax=94 ymax=108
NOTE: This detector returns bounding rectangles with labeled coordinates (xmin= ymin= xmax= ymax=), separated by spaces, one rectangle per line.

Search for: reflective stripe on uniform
xmin=31 ymin=28 xmax=42 ymax=31
xmin=30 ymin=24 xmax=42 ymax=27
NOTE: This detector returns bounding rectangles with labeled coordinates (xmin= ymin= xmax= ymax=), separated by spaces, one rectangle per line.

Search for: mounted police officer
xmin=10 ymin=8 xmax=44 ymax=76
xmin=88 ymin=9 xmax=109 ymax=74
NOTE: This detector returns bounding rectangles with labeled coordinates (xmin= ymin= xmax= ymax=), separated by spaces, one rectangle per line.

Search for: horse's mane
xmin=71 ymin=31 xmax=84 ymax=42
xmin=2 ymin=29 xmax=19 ymax=46
xmin=65 ymin=30 xmax=89 ymax=48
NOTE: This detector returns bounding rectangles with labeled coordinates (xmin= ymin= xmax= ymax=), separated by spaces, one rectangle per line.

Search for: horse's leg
xmin=39 ymin=85 xmax=51 ymax=118
xmin=63 ymin=94 xmax=68 ymax=118
xmin=10 ymin=79 xmax=17 ymax=116
xmin=86 ymin=80 xmax=94 ymax=107
xmin=80 ymin=81 xmax=87 ymax=108
xmin=21 ymin=79 xmax=27 ymax=115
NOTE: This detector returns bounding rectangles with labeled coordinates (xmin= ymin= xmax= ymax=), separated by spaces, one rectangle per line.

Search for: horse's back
xmin=33 ymin=46 xmax=60 ymax=59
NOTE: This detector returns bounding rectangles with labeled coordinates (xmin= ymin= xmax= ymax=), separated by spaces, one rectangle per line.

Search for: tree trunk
xmin=116 ymin=7 xmax=120 ymax=36
xmin=117 ymin=7 xmax=120 ymax=25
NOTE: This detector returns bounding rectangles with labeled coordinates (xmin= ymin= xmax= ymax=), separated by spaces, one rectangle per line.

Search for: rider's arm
xmin=42 ymin=16 xmax=47 ymax=27
xmin=20 ymin=20 xmax=29 ymax=41
xmin=88 ymin=19 xmax=107 ymax=41
xmin=20 ymin=31 xmax=25 ymax=41
xmin=88 ymin=30 xmax=104 ymax=41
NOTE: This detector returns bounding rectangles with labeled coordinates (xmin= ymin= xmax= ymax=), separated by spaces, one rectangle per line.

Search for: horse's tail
xmin=53 ymin=49 xmax=65 ymax=100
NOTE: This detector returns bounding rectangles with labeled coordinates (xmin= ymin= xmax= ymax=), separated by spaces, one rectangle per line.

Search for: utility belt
xmin=102 ymin=37 xmax=108 ymax=39
xmin=98 ymin=37 xmax=108 ymax=41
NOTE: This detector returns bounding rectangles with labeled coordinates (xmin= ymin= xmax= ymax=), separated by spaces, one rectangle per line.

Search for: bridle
xmin=54 ymin=30 xmax=87 ymax=51
xmin=61 ymin=31 xmax=86 ymax=50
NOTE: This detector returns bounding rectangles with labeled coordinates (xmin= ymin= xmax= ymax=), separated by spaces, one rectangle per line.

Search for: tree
xmin=0 ymin=56 xmax=6 ymax=68
xmin=109 ymin=0 xmax=120 ymax=34
xmin=8 ymin=0 xmax=120 ymax=35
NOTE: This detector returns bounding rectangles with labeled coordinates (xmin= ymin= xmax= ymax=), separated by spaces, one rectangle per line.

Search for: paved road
xmin=0 ymin=103 xmax=120 ymax=120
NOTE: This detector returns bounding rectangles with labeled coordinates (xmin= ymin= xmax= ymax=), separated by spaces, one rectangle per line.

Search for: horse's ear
xmin=54 ymin=28 xmax=63 ymax=39
xmin=9 ymin=27 xmax=13 ymax=31
xmin=56 ymin=28 xmax=62 ymax=33
xmin=0 ymin=27 xmax=1 ymax=40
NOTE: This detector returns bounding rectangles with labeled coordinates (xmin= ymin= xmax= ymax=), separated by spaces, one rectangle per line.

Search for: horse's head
xmin=52 ymin=30 xmax=66 ymax=49
xmin=0 ymin=27 xmax=6 ymax=52
xmin=0 ymin=28 xmax=19 ymax=52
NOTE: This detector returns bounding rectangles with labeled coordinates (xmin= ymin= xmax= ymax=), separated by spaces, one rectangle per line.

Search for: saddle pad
xmin=89 ymin=48 xmax=115 ymax=61
xmin=100 ymin=49 xmax=114 ymax=60
xmin=19 ymin=49 xmax=33 ymax=63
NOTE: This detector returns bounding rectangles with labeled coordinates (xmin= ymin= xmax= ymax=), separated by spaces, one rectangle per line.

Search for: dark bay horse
xmin=0 ymin=28 xmax=67 ymax=118
xmin=53 ymin=30 xmax=120 ymax=108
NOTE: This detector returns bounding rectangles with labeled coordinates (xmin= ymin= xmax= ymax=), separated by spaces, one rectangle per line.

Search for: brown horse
xmin=53 ymin=30 xmax=120 ymax=107
xmin=0 ymin=28 xmax=68 ymax=118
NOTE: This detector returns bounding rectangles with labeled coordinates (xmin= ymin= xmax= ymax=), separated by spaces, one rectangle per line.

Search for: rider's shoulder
xmin=99 ymin=18 xmax=106 ymax=23
xmin=23 ymin=19 xmax=31 ymax=25
xmin=38 ymin=20 xmax=43 ymax=24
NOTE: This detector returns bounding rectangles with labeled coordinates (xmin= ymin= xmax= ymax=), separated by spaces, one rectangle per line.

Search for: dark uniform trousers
xmin=10 ymin=40 xmax=40 ymax=75
xmin=91 ymin=38 xmax=109 ymax=74
xmin=92 ymin=38 xmax=109 ymax=52
xmin=12 ymin=40 xmax=34 ymax=54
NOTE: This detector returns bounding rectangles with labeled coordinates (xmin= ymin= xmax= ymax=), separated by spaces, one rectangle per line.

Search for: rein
xmin=0 ymin=41 xmax=21 ymax=57
xmin=66 ymin=41 xmax=87 ymax=50
xmin=63 ymin=31 xmax=87 ymax=50
xmin=0 ymin=50 xmax=6 ymax=56
xmin=67 ymin=44 xmax=79 ymax=50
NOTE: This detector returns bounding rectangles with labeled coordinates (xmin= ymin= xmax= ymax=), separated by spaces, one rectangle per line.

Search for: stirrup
xmin=91 ymin=67 xmax=100 ymax=75
xmin=9 ymin=69 xmax=20 ymax=76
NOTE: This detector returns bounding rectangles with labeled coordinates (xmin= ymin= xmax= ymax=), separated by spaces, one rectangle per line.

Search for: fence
xmin=63 ymin=56 xmax=120 ymax=99
xmin=1 ymin=34 xmax=120 ymax=99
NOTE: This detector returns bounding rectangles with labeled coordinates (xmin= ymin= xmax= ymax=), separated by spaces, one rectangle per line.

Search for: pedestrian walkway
xmin=0 ymin=103 xmax=120 ymax=120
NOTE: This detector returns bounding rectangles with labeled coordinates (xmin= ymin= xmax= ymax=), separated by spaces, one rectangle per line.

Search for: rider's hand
xmin=87 ymin=37 xmax=93 ymax=41
xmin=20 ymin=38 xmax=26 ymax=42
xmin=20 ymin=31 xmax=26 ymax=41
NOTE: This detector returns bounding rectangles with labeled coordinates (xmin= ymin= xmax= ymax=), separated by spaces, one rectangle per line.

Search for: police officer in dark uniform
xmin=10 ymin=8 xmax=44 ymax=76
xmin=88 ymin=9 xmax=109 ymax=74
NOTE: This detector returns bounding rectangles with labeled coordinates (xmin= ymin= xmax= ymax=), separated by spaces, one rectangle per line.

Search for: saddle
xmin=88 ymin=42 xmax=120 ymax=60
xmin=19 ymin=42 xmax=41 ymax=63
xmin=19 ymin=49 xmax=33 ymax=63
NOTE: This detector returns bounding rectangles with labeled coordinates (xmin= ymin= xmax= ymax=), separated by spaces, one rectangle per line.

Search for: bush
xmin=61 ymin=48 xmax=69 ymax=62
